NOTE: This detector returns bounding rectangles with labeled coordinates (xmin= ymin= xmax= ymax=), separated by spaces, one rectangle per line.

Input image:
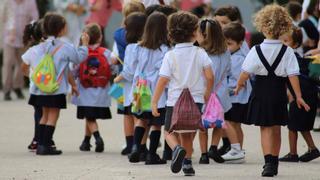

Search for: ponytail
xmin=23 ymin=20 xmax=44 ymax=47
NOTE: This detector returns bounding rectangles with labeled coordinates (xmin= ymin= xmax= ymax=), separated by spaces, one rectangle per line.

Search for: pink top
xmin=180 ymin=0 xmax=205 ymax=11
xmin=86 ymin=0 xmax=122 ymax=27
xmin=3 ymin=0 xmax=39 ymax=48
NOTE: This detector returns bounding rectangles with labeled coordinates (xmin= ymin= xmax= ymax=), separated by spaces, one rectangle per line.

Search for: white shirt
xmin=159 ymin=43 xmax=212 ymax=106
xmin=140 ymin=0 xmax=173 ymax=7
xmin=242 ymin=39 xmax=299 ymax=77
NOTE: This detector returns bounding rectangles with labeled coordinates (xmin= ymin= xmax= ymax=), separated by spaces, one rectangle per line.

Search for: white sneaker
xmin=222 ymin=148 xmax=245 ymax=164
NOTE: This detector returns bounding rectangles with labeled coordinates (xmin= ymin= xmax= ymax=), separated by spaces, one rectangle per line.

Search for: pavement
xmin=0 ymin=94 xmax=320 ymax=180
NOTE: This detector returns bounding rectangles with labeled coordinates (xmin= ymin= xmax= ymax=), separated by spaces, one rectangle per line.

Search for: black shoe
xmin=218 ymin=145 xmax=230 ymax=156
xmin=95 ymin=138 xmax=104 ymax=153
xmin=162 ymin=150 xmax=172 ymax=161
xmin=28 ymin=141 xmax=37 ymax=151
xmin=14 ymin=88 xmax=25 ymax=99
xmin=139 ymin=148 xmax=148 ymax=162
xmin=182 ymin=164 xmax=195 ymax=176
xmin=121 ymin=146 xmax=131 ymax=155
xmin=208 ymin=147 xmax=225 ymax=163
xmin=36 ymin=145 xmax=62 ymax=155
xmin=199 ymin=154 xmax=209 ymax=164
xmin=145 ymin=153 xmax=167 ymax=165
xmin=279 ymin=153 xmax=299 ymax=162
xmin=299 ymin=148 xmax=320 ymax=162
xmin=4 ymin=92 xmax=11 ymax=101
xmin=261 ymin=163 xmax=275 ymax=177
xmin=171 ymin=146 xmax=186 ymax=174
xmin=79 ymin=141 xmax=91 ymax=151
xmin=129 ymin=145 xmax=140 ymax=163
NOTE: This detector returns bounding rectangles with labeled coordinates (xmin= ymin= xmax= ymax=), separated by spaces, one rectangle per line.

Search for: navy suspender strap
xmin=255 ymin=45 xmax=287 ymax=76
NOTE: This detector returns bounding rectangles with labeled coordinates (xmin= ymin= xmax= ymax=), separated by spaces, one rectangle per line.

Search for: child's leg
xmin=141 ymin=125 xmax=150 ymax=153
xmin=129 ymin=119 xmax=147 ymax=162
xmin=180 ymin=133 xmax=193 ymax=159
xmin=271 ymin=126 xmax=281 ymax=157
xmin=289 ymin=130 xmax=298 ymax=155
xmin=199 ymin=130 xmax=208 ymax=154
xmin=300 ymin=131 xmax=317 ymax=150
xmin=38 ymin=107 xmax=49 ymax=146
xmin=260 ymin=127 xmax=273 ymax=156
xmin=33 ymin=106 xmax=42 ymax=142
xmin=165 ymin=131 xmax=179 ymax=149
xmin=86 ymin=119 xmax=104 ymax=152
xmin=148 ymin=125 xmax=161 ymax=155
xmin=235 ymin=124 xmax=244 ymax=148
xmin=122 ymin=115 xmax=134 ymax=155
xmin=79 ymin=120 xmax=92 ymax=151
xmin=225 ymin=121 xmax=240 ymax=145
xmin=218 ymin=130 xmax=231 ymax=155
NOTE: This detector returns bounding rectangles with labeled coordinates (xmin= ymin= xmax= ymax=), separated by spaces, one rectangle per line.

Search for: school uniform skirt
xmin=117 ymin=105 xmax=132 ymax=115
xmin=247 ymin=75 xmax=288 ymax=127
xmin=29 ymin=94 xmax=66 ymax=109
xmin=225 ymin=103 xmax=250 ymax=124
xmin=77 ymin=106 xmax=112 ymax=120
xmin=133 ymin=108 xmax=166 ymax=126
xmin=288 ymin=79 xmax=318 ymax=131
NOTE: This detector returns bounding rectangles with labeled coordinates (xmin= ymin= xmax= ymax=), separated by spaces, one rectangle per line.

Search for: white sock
xmin=231 ymin=143 xmax=241 ymax=151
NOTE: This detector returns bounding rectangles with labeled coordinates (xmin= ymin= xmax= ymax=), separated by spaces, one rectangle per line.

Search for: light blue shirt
xmin=72 ymin=49 xmax=112 ymax=107
xmin=208 ymin=51 xmax=232 ymax=113
xmin=121 ymin=44 xmax=169 ymax=108
xmin=228 ymin=49 xmax=252 ymax=104
xmin=22 ymin=37 xmax=88 ymax=95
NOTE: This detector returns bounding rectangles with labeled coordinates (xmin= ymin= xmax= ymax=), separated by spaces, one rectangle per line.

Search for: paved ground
xmin=0 ymin=94 xmax=320 ymax=180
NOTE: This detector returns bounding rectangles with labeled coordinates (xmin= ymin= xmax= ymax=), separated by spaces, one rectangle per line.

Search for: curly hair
xmin=254 ymin=4 xmax=293 ymax=39
xmin=168 ymin=11 xmax=199 ymax=44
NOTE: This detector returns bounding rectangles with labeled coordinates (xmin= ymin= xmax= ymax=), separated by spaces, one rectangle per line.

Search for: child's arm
xmin=203 ymin=67 xmax=214 ymax=103
xmin=288 ymin=76 xmax=310 ymax=111
xmin=152 ymin=77 xmax=170 ymax=117
xmin=68 ymin=72 xmax=79 ymax=96
xmin=90 ymin=0 xmax=103 ymax=11
xmin=234 ymin=71 xmax=250 ymax=95
xmin=114 ymin=74 xmax=124 ymax=83
xmin=21 ymin=63 xmax=30 ymax=77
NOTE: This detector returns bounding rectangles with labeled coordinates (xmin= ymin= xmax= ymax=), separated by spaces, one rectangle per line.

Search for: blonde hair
xmin=122 ymin=1 xmax=145 ymax=18
xmin=254 ymin=4 xmax=293 ymax=39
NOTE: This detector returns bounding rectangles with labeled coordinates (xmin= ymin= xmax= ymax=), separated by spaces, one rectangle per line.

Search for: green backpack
xmin=131 ymin=73 xmax=152 ymax=114
xmin=31 ymin=45 xmax=63 ymax=94
xmin=308 ymin=55 xmax=320 ymax=85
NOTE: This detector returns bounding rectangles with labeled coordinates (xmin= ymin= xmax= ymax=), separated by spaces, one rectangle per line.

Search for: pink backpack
xmin=202 ymin=93 xmax=225 ymax=129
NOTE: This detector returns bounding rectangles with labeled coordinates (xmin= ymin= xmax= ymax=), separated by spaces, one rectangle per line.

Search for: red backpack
xmin=79 ymin=47 xmax=111 ymax=88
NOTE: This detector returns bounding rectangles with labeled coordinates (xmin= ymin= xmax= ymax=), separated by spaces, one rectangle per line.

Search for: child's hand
xmin=296 ymin=97 xmax=310 ymax=112
xmin=71 ymin=85 xmax=79 ymax=96
xmin=234 ymin=84 xmax=243 ymax=96
xmin=113 ymin=76 xmax=122 ymax=83
xmin=152 ymin=102 xmax=160 ymax=117
xmin=81 ymin=32 xmax=90 ymax=46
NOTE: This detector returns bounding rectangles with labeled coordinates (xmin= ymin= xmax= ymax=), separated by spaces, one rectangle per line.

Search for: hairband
xmin=200 ymin=19 xmax=216 ymax=33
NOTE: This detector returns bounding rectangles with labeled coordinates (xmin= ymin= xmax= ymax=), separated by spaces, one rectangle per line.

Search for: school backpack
xmin=31 ymin=45 xmax=63 ymax=94
xmin=202 ymin=93 xmax=226 ymax=129
xmin=131 ymin=73 xmax=152 ymax=114
xmin=79 ymin=47 xmax=111 ymax=88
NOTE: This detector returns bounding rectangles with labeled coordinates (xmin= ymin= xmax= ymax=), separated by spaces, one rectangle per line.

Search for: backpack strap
xmin=50 ymin=44 xmax=63 ymax=56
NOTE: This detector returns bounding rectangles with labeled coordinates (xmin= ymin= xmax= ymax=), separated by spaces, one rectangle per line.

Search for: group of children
xmin=21 ymin=1 xmax=320 ymax=178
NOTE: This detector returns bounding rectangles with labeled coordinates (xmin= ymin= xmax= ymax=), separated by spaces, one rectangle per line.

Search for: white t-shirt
xmin=242 ymin=39 xmax=299 ymax=77
xmin=159 ymin=43 xmax=212 ymax=106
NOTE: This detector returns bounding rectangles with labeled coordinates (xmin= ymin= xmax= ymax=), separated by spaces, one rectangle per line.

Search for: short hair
xmin=124 ymin=12 xmax=147 ymax=43
xmin=168 ymin=11 xmax=199 ymax=44
xmin=254 ymin=4 xmax=293 ymax=39
xmin=140 ymin=12 xmax=169 ymax=50
xmin=43 ymin=13 xmax=66 ymax=37
xmin=199 ymin=19 xmax=227 ymax=55
xmin=214 ymin=5 xmax=242 ymax=23
xmin=223 ymin=22 xmax=246 ymax=43
xmin=145 ymin=4 xmax=162 ymax=16
xmin=84 ymin=23 xmax=102 ymax=45
xmin=122 ymin=1 xmax=145 ymax=18
xmin=158 ymin=5 xmax=178 ymax=16
xmin=286 ymin=2 xmax=302 ymax=19
xmin=291 ymin=26 xmax=303 ymax=48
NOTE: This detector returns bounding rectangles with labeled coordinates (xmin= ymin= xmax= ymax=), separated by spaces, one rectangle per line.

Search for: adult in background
xmin=54 ymin=0 xmax=88 ymax=46
xmin=86 ymin=0 xmax=122 ymax=48
xmin=2 ymin=0 xmax=39 ymax=101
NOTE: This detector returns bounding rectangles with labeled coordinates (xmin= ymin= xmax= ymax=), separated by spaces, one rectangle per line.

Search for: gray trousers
xmin=2 ymin=44 xmax=25 ymax=93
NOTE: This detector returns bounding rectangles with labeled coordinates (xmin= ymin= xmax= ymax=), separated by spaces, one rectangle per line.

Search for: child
xmin=22 ymin=20 xmax=45 ymax=151
xmin=222 ymin=22 xmax=252 ymax=163
xmin=73 ymin=23 xmax=114 ymax=153
xmin=196 ymin=18 xmax=232 ymax=164
xmin=21 ymin=13 xmax=89 ymax=155
xmin=279 ymin=26 xmax=320 ymax=162
xmin=235 ymin=5 xmax=310 ymax=177
xmin=114 ymin=12 xmax=148 ymax=157
xmin=152 ymin=11 xmax=214 ymax=176
xmin=113 ymin=1 xmax=145 ymax=156
xmin=114 ymin=12 xmax=169 ymax=165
